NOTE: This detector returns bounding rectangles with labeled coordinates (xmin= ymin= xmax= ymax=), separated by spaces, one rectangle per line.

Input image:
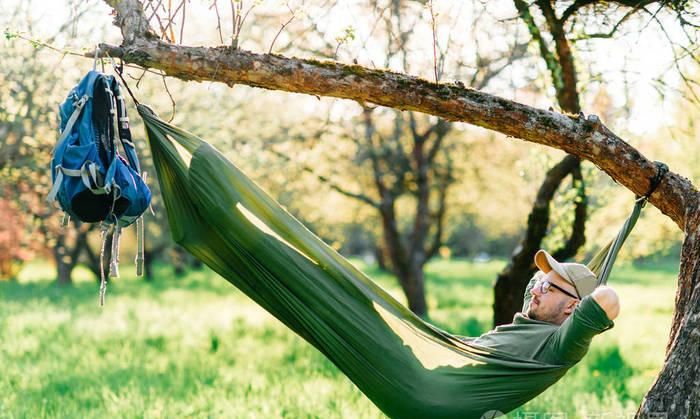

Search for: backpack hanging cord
xmin=135 ymin=172 xmax=147 ymax=277
xmin=93 ymin=44 xmax=99 ymax=71
xmin=136 ymin=216 xmax=145 ymax=276
xmin=112 ymin=59 xmax=140 ymax=106
xmin=109 ymin=224 xmax=122 ymax=279
xmin=98 ymin=223 xmax=111 ymax=306
xmin=107 ymin=54 xmax=147 ymax=278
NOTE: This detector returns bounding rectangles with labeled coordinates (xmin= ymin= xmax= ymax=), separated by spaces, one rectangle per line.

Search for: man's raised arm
xmin=591 ymin=285 xmax=620 ymax=321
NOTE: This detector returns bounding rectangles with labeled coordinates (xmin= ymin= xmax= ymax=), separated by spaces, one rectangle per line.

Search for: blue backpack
xmin=48 ymin=70 xmax=151 ymax=302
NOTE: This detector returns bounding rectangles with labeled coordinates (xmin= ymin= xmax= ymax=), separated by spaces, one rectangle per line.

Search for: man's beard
xmin=528 ymin=299 xmax=567 ymax=324
xmin=526 ymin=306 xmax=540 ymax=321
xmin=526 ymin=298 xmax=541 ymax=320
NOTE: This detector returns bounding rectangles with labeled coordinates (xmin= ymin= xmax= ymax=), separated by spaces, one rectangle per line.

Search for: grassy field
xmin=0 ymin=258 xmax=677 ymax=418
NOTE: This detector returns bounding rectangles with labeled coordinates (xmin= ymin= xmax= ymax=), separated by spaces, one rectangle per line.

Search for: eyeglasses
xmin=533 ymin=279 xmax=579 ymax=300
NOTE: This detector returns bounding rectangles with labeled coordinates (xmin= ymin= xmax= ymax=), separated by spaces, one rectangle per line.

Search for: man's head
xmin=526 ymin=250 xmax=598 ymax=325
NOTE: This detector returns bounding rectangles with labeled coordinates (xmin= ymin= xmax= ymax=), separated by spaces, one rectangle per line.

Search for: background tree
xmin=0 ymin=4 xmax=96 ymax=285
xmin=1 ymin=1 xmax=188 ymax=284
xmin=260 ymin=0 xmax=529 ymax=317
xmin=493 ymin=0 xmax=700 ymax=325
xmin=97 ymin=0 xmax=700 ymax=416
xmin=492 ymin=0 xmax=591 ymax=326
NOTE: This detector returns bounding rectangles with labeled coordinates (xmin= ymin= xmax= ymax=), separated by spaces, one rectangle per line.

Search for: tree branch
xmin=550 ymin=163 xmax=587 ymax=261
xmin=100 ymin=0 xmax=697 ymax=230
xmin=267 ymin=148 xmax=380 ymax=208
xmin=572 ymin=6 xmax=639 ymax=41
xmin=513 ymin=0 xmax=566 ymax=97
xmin=534 ymin=0 xmax=581 ymax=112
xmin=104 ymin=0 xmax=158 ymax=43
xmin=561 ymin=0 xmax=597 ymax=23
xmin=426 ymin=156 xmax=452 ymax=260
xmin=426 ymin=119 xmax=450 ymax=163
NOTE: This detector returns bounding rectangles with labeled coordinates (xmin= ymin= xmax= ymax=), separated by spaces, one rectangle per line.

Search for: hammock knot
xmin=637 ymin=161 xmax=669 ymax=205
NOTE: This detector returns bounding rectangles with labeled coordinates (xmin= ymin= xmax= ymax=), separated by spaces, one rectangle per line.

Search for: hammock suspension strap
xmin=637 ymin=161 xmax=669 ymax=205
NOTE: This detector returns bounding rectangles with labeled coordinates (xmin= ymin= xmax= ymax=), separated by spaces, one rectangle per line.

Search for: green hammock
xmin=137 ymin=104 xmax=645 ymax=419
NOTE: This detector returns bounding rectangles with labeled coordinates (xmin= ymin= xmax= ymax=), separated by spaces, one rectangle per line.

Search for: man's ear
xmin=564 ymin=299 xmax=579 ymax=315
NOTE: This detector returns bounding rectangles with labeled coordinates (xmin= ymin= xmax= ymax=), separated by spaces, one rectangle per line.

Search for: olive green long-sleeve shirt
xmin=471 ymin=275 xmax=614 ymax=365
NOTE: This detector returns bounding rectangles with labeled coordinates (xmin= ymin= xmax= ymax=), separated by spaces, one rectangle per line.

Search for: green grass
xmin=0 ymin=258 xmax=677 ymax=418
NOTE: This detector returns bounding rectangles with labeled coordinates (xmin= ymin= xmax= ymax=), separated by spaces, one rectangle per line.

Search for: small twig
xmin=639 ymin=1 xmax=666 ymax=33
xmin=231 ymin=1 xmax=242 ymax=48
xmin=143 ymin=0 xmax=173 ymax=42
xmin=160 ymin=71 xmax=176 ymax=122
xmin=9 ymin=32 xmax=165 ymax=84
xmin=269 ymin=4 xmax=296 ymax=54
xmin=167 ymin=0 xmax=176 ymax=43
xmin=267 ymin=147 xmax=380 ymax=208
xmin=132 ymin=69 xmax=148 ymax=88
xmin=334 ymin=26 xmax=356 ymax=60
xmin=428 ymin=0 xmax=439 ymax=83
xmin=179 ymin=0 xmax=186 ymax=44
xmin=210 ymin=0 xmax=225 ymax=44
xmin=145 ymin=0 xmax=165 ymax=25
xmin=648 ymin=8 xmax=700 ymax=103
xmin=572 ymin=6 xmax=638 ymax=41
xmin=7 ymin=31 xmax=84 ymax=58
xmin=238 ymin=2 xmax=256 ymax=36
xmin=160 ymin=0 xmax=186 ymax=43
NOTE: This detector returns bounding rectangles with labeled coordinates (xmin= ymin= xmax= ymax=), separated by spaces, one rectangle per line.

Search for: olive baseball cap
xmin=534 ymin=250 xmax=598 ymax=298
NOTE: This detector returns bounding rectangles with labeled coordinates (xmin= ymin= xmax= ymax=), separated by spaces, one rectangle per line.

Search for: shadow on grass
xmin=0 ymin=263 xmax=241 ymax=309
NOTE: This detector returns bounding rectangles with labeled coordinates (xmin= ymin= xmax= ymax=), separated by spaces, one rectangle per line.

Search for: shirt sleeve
xmin=545 ymin=295 xmax=615 ymax=364
xmin=521 ymin=271 xmax=544 ymax=313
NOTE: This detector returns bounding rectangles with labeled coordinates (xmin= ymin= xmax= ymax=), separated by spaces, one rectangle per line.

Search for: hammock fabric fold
xmin=138 ymin=104 xmax=641 ymax=419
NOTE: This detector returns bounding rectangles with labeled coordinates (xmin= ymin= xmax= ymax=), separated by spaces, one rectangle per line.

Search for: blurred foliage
xmin=1 ymin=0 xmax=697 ymax=284
xmin=0 ymin=9 xmax=65 ymax=272
xmin=0 ymin=195 xmax=33 ymax=279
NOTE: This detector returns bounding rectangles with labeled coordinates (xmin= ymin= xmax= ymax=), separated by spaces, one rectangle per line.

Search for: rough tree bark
xmin=101 ymin=1 xmax=700 ymax=416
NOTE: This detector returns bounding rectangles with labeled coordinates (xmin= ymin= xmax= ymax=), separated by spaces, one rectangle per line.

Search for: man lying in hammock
xmin=471 ymin=250 xmax=620 ymax=365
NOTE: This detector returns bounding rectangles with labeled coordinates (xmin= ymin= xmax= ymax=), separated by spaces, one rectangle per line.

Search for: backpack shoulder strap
xmin=110 ymin=78 xmax=141 ymax=173
xmin=46 ymin=95 xmax=89 ymax=203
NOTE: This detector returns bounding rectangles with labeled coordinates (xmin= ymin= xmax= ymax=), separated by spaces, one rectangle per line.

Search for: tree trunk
xmin=143 ymin=248 xmax=155 ymax=281
xmin=53 ymin=230 xmax=84 ymax=286
xmin=142 ymin=242 xmax=168 ymax=281
xmin=191 ymin=257 xmax=203 ymax=270
xmin=494 ymin=0 xmax=588 ymax=326
xmin=375 ymin=245 xmax=388 ymax=271
xmin=493 ymin=155 xmax=584 ymax=325
xmin=54 ymin=243 xmax=73 ymax=286
xmin=398 ymin=266 xmax=428 ymax=318
xmin=377 ymin=195 xmax=428 ymax=318
xmin=172 ymin=246 xmax=187 ymax=277
xmin=636 ymin=207 xmax=700 ymax=418
xmin=407 ymin=274 xmax=427 ymax=317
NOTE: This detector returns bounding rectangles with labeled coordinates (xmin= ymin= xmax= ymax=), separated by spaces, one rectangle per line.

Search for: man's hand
xmin=591 ymin=285 xmax=620 ymax=321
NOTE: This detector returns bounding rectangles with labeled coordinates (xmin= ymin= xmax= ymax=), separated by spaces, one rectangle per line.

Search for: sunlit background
xmin=1 ymin=0 xmax=698 ymax=417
